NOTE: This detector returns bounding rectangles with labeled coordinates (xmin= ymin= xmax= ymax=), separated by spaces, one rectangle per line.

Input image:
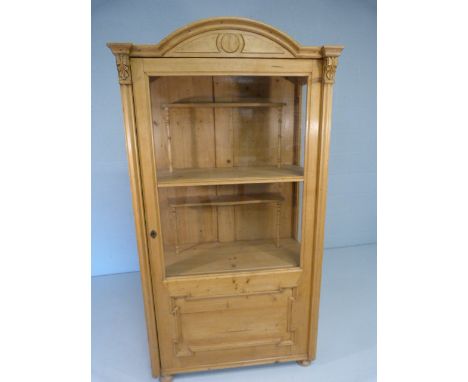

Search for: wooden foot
xmin=160 ymin=376 xmax=173 ymax=382
xmin=297 ymin=359 xmax=312 ymax=367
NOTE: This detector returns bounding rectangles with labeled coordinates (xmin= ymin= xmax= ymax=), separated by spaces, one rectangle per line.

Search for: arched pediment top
xmin=108 ymin=17 xmax=343 ymax=59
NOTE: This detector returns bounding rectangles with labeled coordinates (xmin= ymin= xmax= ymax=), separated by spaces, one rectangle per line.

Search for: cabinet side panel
xmin=307 ymin=66 xmax=335 ymax=360
xmin=296 ymin=71 xmax=322 ymax=362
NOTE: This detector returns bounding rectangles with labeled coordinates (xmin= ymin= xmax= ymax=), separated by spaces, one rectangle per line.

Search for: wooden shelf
xmin=157 ymin=165 xmax=304 ymax=188
xmin=162 ymin=101 xmax=286 ymax=108
xmin=165 ymin=238 xmax=300 ymax=277
xmin=168 ymin=193 xmax=284 ymax=208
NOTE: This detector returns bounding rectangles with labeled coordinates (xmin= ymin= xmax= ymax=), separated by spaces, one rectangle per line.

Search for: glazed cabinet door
xmin=131 ymin=58 xmax=322 ymax=374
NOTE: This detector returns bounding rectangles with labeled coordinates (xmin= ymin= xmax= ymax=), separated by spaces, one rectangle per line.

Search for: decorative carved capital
xmin=323 ymin=56 xmax=338 ymax=84
xmin=107 ymin=43 xmax=133 ymax=85
xmin=115 ymin=53 xmax=132 ymax=84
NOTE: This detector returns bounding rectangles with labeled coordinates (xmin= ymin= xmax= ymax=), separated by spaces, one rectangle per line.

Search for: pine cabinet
xmin=108 ymin=17 xmax=342 ymax=381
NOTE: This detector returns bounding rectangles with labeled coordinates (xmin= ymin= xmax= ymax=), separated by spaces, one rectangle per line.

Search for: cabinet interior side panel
xmin=150 ymin=76 xmax=215 ymax=172
xmin=158 ymin=186 xmax=218 ymax=247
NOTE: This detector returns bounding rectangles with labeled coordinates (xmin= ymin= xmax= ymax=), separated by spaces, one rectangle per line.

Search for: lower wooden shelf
xmin=165 ymin=238 xmax=300 ymax=277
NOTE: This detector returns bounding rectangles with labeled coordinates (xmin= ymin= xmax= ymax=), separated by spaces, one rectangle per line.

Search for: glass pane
xmin=149 ymin=76 xmax=307 ymax=277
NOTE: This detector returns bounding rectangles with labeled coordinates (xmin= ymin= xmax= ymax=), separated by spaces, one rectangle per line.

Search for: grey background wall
xmin=92 ymin=0 xmax=376 ymax=276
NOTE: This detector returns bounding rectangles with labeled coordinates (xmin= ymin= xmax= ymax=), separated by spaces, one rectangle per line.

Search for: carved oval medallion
xmin=217 ymin=33 xmax=244 ymax=53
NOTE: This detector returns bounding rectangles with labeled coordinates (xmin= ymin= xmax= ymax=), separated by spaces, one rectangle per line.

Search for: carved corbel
xmin=107 ymin=43 xmax=133 ymax=85
xmin=323 ymin=56 xmax=338 ymax=84
xmin=321 ymin=45 xmax=343 ymax=84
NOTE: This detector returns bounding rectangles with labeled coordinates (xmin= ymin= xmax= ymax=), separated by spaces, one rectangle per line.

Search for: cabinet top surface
xmin=107 ymin=17 xmax=343 ymax=59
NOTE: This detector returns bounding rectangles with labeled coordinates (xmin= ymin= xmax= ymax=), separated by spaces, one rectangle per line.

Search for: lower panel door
xmin=157 ymin=269 xmax=309 ymax=372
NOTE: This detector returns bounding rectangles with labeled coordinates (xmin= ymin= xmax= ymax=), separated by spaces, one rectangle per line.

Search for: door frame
xmin=128 ymin=56 xmax=332 ymax=373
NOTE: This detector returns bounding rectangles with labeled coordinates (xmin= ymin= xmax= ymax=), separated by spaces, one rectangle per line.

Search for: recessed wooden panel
xmin=167 ymin=30 xmax=294 ymax=58
xmin=170 ymin=288 xmax=296 ymax=359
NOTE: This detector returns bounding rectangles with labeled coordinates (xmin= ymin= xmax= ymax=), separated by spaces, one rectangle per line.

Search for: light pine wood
xmin=162 ymin=101 xmax=286 ymax=108
xmin=306 ymin=47 xmax=340 ymax=361
xmin=161 ymin=354 xmax=307 ymax=376
xmin=168 ymin=192 xmax=284 ymax=208
xmin=165 ymin=268 xmax=301 ymax=297
xmin=157 ymin=165 xmax=304 ymax=188
xmin=159 ymin=186 xmax=218 ymax=251
xmin=131 ymin=58 xmax=178 ymax=373
xmin=150 ymin=76 xmax=216 ymax=179
xmin=140 ymin=57 xmax=318 ymax=76
xmin=161 ymin=99 xmax=286 ymax=172
xmin=162 ymin=107 xmax=173 ymax=172
xmin=108 ymin=17 xmax=342 ymax=380
xmin=167 ymin=193 xmax=284 ymax=255
xmin=291 ymin=80 xmax=302 ymax=240
xmin=276 ymin=202 xmax=281 ymax=247
xmin=276 ymin=106 xmax=283 ymax=167
xmin=107 ymin=47 xmax=161 ymax=378
xmin=108 ymin=17 xmax=342 ymax=59
xmin=165 ymin=238 xmax=300 ymax=277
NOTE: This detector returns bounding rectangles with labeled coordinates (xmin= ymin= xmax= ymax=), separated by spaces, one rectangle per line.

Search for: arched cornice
xmin=108 ymin=17 xmax=343 ymax=59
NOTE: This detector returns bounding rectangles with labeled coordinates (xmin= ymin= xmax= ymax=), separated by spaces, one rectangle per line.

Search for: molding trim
xmin=108 ymin=18 xmax=343 ymax=59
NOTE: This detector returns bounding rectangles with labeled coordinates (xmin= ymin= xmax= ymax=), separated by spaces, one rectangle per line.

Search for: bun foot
xmin=160 ymin=376 xmax=173 ymax=382
xmin=297 ymin=359 xmax=312 ymax=367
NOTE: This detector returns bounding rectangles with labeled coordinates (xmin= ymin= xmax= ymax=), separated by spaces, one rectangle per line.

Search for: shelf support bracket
xmin=276 ymin=201 xmax=281 ymax=248
xmin=163 ymin=106 xmax=174 ymax=172
xmin=171 ymin=206 xmax=180 ymax=254
xmin=277 ymin=106 xmax=283 ymax=168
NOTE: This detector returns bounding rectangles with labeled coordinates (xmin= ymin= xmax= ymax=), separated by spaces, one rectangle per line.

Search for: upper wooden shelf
xmin=162 ymin=101 xmax=286 ymax=109
xmin=157 ymin=165 xmax=304 ymax=188
xmin=168 ymin=192 xmax=284 ymax=208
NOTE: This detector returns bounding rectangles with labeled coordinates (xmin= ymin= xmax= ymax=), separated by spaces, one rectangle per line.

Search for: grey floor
xmin=92 ymin=244 xmax=376 ymax=382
